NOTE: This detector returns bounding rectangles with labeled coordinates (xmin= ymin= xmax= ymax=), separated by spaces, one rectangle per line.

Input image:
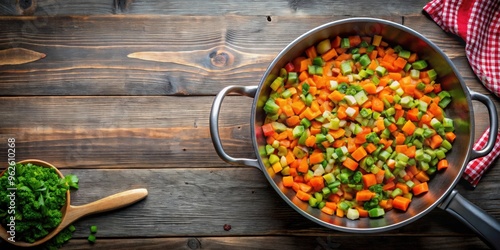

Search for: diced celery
xmin=270 ymin=77 xmax=284 ymax=91
xmin=391 ymin=188 xmax=403 ymax=198
xmin=265 ymin=144 xmax=275 ymax=155
xmin=378 ymin=150 xmax=391 ymax=161
xmin=269 ymin=154 xmax=279 ymax=164
xmin=263 ymin=99 xmax=280 ymax=114
xmin=412 ymin=60 xmax=428 ymax=70
xmin=301 ymin=118 xmax=311 ymax=128
xmin=312 ymin=56 xmax=325 ymax=66
xmin=410 ymin=69 xmax=420 ymax=79
xmin=271 ymin=122 xmax=287 ymax=133
xmin=427 ymin=69 xmax=438 ymax=81
xmin=400 ymin=96 xmax=414 ymax=108
xmin=359 ymin=54 xmax=371 ymax=68
xmin=375 ymin=66 xmax=387 ymax=76
xmin=346 ymin=107 xmax=357 ymax=117
xmin=441 ymin=140 xmax=453 ymax=150
xmin=287 ymin=72 xmax=298 ymax=85
xmin=316 ymin=39 xmax=332 ymax=54
xmin=340 ymin=61 xmax=352 ymax=75
xmin=309 ymin=197 xmax=318 ymax=207
xmin=418 ymin=100 xmax=428 ymax=112
xmin=354 ymin=91 xmax=368 ymax=105
xmin=344 ymin=95 xmax=357 ymax=105
xmin=360 ymin=108 xmax=373 ymax=118
xmin=292 ymin=125 xmax=305 ymax=138
xmin=341 ymin=38 xmax=350 ymax=48
xmin=347 ymin=208 xmax=360 ymax=220
xmin=323 ymin=172 xmax=336 ymax=184
xmin=389 ymin=80 xmax=400 ymax=90
xmin=329 ymin=80 xmax=339 ymax=90
xmin=430 ymin=118 xmax=442 ymax=129
xmin=398 ymin=50 xmax=411 ymax=59
xmin=368 ymin=207 xmax=385 ymax=218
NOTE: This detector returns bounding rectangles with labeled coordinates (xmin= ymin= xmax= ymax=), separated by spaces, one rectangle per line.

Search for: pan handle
xmin=468 ymin=90 xmax=498 ymax=160
xmin=210 ymin=85 xmax=261 ymax=169
xmin=440 ymin=190 xmax=500 ymax=249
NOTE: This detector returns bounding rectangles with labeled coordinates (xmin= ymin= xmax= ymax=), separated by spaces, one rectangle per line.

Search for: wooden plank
xmin=0 ymin=15 xmax=484 ymax=96
xmin=0 ymin=96 xmax=255 ymax=168
xmin=0 ymin=0 xmax=430 ymax=16
xmin=1 ymin=96 xmax=497 ymax=169
xmin=0 ymin=168 xmax=496 ymax=248
xmin=42 ymin=236 xmax=490 ymax=250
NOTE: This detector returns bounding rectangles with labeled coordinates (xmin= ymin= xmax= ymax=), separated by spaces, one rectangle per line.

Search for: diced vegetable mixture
xmin=261 ymin=34 xmax=455 ymax=219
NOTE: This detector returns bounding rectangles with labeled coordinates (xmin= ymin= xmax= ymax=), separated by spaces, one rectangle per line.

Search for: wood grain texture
xmin=0 ymin=168 xmax=496 ymax=249
xmin=0 ymin=0 xmax=430 ymax=16
xmin=0 ymin=15 xmax=487 ymax=96
xmin=1 ymin=1 xmax=499 ymax=249
xmin=33 ymin=236 xmax=492 ymax=250
xmin=0 ymin=96 xmax=497 ymax=168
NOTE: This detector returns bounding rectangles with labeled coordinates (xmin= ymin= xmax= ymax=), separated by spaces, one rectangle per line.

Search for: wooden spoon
xmin=0 ymin=159 xmax=148 ymax=247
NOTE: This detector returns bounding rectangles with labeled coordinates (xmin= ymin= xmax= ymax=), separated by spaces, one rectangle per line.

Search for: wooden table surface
xmin=0 ymin=0 xmax=499 ymax=249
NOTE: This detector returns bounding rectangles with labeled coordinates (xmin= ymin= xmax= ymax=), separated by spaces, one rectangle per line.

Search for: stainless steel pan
xmin=210 ymin=18 xmax=500 ymax=248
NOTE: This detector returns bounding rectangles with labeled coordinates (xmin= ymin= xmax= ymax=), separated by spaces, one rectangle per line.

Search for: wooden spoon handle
xmin=63 ymin=188 xmax=148 ymax=227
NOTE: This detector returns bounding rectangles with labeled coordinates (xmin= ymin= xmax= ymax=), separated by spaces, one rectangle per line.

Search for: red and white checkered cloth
xmin=424 ymin=0 xmax=500 ymax=187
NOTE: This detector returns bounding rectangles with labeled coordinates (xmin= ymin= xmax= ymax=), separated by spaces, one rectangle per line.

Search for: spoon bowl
xmin=0 ymin=159 xmax=148 ymax=247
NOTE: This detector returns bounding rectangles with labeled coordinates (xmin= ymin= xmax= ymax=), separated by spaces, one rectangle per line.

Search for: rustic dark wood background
xmin=0 ymin=0 xmax=499 ymax=249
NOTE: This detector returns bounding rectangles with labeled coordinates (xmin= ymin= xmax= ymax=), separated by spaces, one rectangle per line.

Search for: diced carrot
xmin=395 ymin=144 xmax=408 ymax=154
xmin=445 ymin=132 xmax=456 ymax=142
xmin=371 ymin=97 xmax=384 ymax=112
xmin=305 ymin=45 xmax=317 ymax=59
xmin=382 ymin=181 xmax=396 ymax=191
xmin=325 ymin=201 xmax=337 ymax=210
xmin=401 ymin=120 xmax=416 ymax=135
xmin=309 ymin=151 xmax=325 ymax=165
xmin=396 ymin=182 xmax=411 ymax=194
xmin=298 ymin=58 xmax=312 ymax=72
xmin=336 ymin=207 xmax=345 ymax=217
xmin=393 ymin=57 xmax=407 ymax=70
xmin=393 ymin=196 xmax=411 ymax=211
xmin=328 ymin=90 xmax=345 ymax=102
xmin=408 ymin=53 xmax=418 ymax=63
xmin=337 ymin=105 xmax=347 ymax=119
xmin=356 ymin=189 xmax=375 ymax=202
xmin=375 ymin=169 xmax=385 ymax=184
xmin=362 ymin=83 xmax=377 ymax=94
xmin=351 ymin=146 xmax=367 ymax=161
xmin=286 ymin=115 xmax=301 ymax=127
xmin=321 ymin=48 xmax=338 ymax=61
xmin=412 ymin=182 xmax=429 ymax=196
xmin=310 ymin=176 xmax=325 ymax=192
xmin=297 ymin=157 xmax=309 ymax=173
xmin=305 ymin=135 xmax=316 ymax=147
xmin=296 ymin=190 xmax=312 ymax=201
xmin=331 ymin=36 xmax=342 ymax=48
xmin=321 ymin=206 xmax=335 ymax=215
xmin=406 ymin=108 xmax=420 ymax=122
xmin=379 ymin=199 xmax=393 ymax=210
xmin=283 ymin=176 xmax=294 ymax=187
xmin=329 ymin=128 xmax=345 ymax=139
xmin=437 ymin=159 xmax=449 ymax=171
xmin=365 ymin=143 xmax=377 ymax=153
xmin=362 ymin=173 xmax=377 ymax=188
xmin=356 ymin=207 xmax=369 ymax=217
xmin=415 ymin=171 xmax=430 ymax=182
xmin=430 ymin=134 xmax=443 ymax=149
xmin=291 ymin=100 xmax=306 ymax=115
xmin=262 ymin=123 xmax=275 ymax=137
xmin=388 ymin=72 xmax=402 ymax=81
xmin=342 ymin=157 xmax=359 ymax=171
xmin=348 ymin=35 xmax=362 ymax=47
xmin=405 ymin=146 xmax=416 ymax=158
